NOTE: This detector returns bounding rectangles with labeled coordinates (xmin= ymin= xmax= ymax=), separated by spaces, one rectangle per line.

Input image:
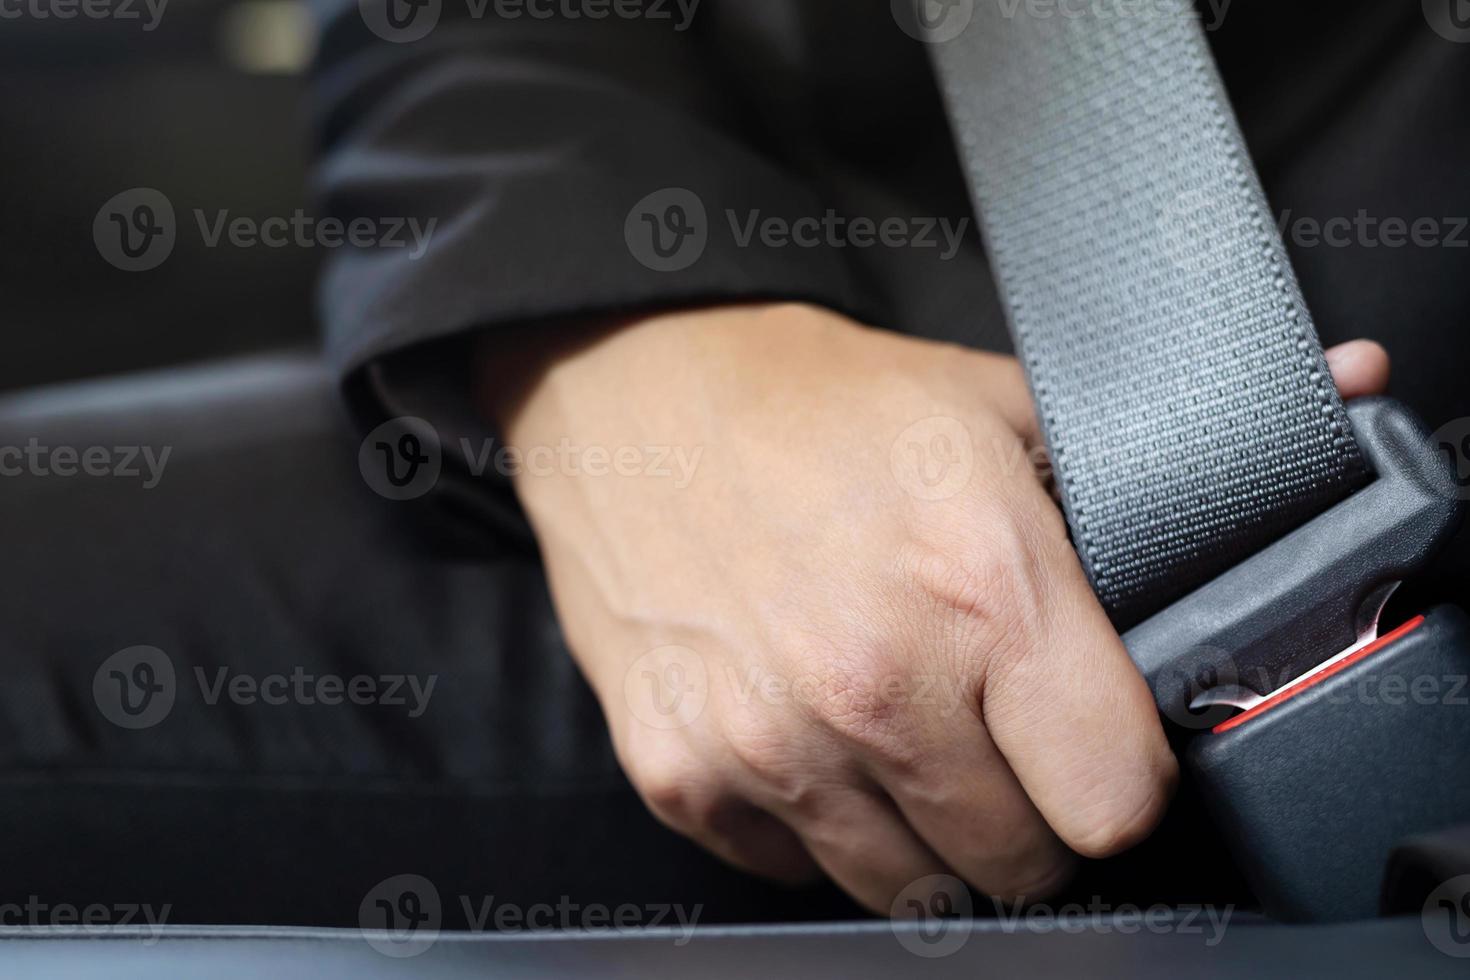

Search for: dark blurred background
xmin=2 ymin=0 xmax=1465 ymax=429
xmin=0 ymin=0 xmax=318 ymax=391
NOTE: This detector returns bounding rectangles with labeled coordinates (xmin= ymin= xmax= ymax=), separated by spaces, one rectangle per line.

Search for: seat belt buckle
xmin=1124 ymin=397 xmax=1464 ymax=726
xmin=1121 ymin=397 xmax=1469 ymax=922
xmin=1188 ymin=604 xmax=1470 ymax=922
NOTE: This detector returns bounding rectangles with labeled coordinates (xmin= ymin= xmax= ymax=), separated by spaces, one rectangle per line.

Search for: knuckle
xmin=794 ymin=815 xmax=869 ymax=867
xmin=799 ymin=660 xmax=926 ymax=772
xmin=724 ymin=714 xmax=805 ymax=782
xmin=625 ymin=746 xmax=717 ymax=829
xmin=721 ymin=712 xmax=839 ymax=818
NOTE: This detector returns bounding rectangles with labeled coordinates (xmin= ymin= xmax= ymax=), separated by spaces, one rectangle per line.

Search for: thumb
xmin=1325 ymin=340 xmax=1390 ymax=400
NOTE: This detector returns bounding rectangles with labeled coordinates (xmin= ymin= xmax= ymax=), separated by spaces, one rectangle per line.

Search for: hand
xmin=477 ymin=303 xmax=1388 ymax=913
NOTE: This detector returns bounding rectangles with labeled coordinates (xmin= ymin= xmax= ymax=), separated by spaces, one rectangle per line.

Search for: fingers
xmin=622 ymin=737 xmax=822 ymax=885
xmin=713 ymin=602 xmax=1077 ymax=904
xmin=699 ymin=802 xmax=823 ymax=886
xmin=765 ymin=783 xmax=956 ymax=915
xmin=866 ymin=714 xmax=1078 ymax=903
xmin=970 ymin=482 xmax=1179 ymax=858
xmin=957 ymin=337 xmax=1386 ymax=857
xmin=1325 ymin=340 xmax=1390 ymax=400
xmin=734 ymin=681 xmax=1072 ymax=909
xmin=634 ymin=727 xmax=958 ymax=913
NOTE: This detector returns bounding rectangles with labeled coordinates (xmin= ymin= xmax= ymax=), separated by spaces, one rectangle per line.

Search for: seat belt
xmin=929 ymin=6 xmax=1367 ymax=629
xmin=926 ymin=4 xmax=1468 ymax=922
xmin=928 ymin=3 xmax=1458 ymax=719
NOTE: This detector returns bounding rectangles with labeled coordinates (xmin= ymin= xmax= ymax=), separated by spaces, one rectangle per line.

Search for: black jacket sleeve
xmin=309 ymin=0 xmax=867 ymax=375
xmin=306 ymin=1 xmax=870 ymax=541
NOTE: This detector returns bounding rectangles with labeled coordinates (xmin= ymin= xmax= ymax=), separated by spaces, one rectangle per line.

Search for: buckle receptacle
xmin=1124 ymin=397 xmax=1464 ymax=728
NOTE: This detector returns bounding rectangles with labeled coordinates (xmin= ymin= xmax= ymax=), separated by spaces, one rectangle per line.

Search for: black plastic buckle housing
xmin=1190 ymin=604 xmax=1470 ymax=921
xmin=1123 ymin=397 xmax=1469 ymax=922
xmin=1124 ymin=398 xmax=1465 ymax=727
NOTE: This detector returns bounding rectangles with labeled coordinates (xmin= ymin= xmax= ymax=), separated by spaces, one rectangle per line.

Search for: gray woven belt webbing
xmin=928 ymin=5 xmax=1369 ymax=627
